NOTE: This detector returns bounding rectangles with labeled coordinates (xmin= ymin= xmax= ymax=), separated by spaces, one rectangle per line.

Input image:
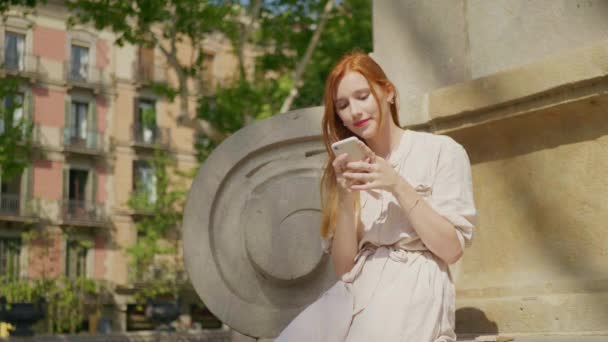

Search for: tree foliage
xmin=127 ymin=149 xmax=191 ymax=303
xmin=197 ymin=0 xmax=372 ymax=160
xmin=57 ymin=0 xmax=371 ymax=161
xmin=0 ymin=77 xmax=34 ymax=181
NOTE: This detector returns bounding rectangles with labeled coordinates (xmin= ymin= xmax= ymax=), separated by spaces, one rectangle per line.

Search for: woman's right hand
xmin=333 ymin=153 xmax=357 ymax=199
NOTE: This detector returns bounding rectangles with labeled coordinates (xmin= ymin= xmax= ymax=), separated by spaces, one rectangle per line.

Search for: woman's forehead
xmin=336 ymin=71 xmax=370 ymax=98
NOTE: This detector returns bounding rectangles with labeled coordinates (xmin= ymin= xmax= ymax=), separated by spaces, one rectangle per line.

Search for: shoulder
xmin=409 ymin=130 xmax=464 ymax=154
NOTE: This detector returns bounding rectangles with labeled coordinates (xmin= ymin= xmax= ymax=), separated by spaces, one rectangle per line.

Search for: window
xmin=137 ymin=46 xmax=155 ymax=82
xmin=133 ymin=160 xmax=157 ymax=204
xmin=0 ymin=174 xmax=21 ymax=215
xmin=4 ymin=32 xmax=25 ymax=71
xmin=65 ymin=239 xmax=87 ymax=279
xmin=66 ymin=101 xmax=89 ymax=146
xmin=65 ymin=168 xmax=90 ymax=219
xmin=0 ymin=92 xmax=24 ymax=135
xmin=135 ymin=99 xmax=156 ymax=144
xmin=68 ymin=168 xmax=90 ymax=201
xmin=0 ymin=237 xmax=21 ymax=280
xmin=202 ymin=52 xmax=215 ymax=86
xmin=70 ymin=45 xmax=89 ymax=81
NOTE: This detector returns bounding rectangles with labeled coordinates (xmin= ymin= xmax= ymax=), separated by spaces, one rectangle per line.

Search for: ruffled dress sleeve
xmin=426 ymin=140 xmax=478 ymax=250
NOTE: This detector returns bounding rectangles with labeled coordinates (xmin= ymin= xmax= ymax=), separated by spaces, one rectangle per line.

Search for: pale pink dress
xmin=276 ymin=129 xmax=477 ymax=342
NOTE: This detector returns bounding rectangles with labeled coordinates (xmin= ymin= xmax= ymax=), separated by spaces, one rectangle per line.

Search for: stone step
xmin=457 ymin=334 xmax=608 ymax=342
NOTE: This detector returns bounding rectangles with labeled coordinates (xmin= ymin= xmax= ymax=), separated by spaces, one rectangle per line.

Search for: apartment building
xmin=0 ymin=2 xmax=249 ymax=332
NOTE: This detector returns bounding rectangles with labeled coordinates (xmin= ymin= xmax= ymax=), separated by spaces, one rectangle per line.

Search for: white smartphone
xmin=331 ymin=136 xmax=366 ymax=162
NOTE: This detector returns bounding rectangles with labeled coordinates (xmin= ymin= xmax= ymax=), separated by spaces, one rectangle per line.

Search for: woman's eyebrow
xmin=335 ymin=88 xmax=370 ymax=101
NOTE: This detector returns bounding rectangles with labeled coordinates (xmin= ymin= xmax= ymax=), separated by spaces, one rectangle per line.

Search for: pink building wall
xmin=96 ymin=95 xmax=107 ymax=132
xmin=33 ymin=160 xmax=62 ymax=200
xmin=96 ymin=165 xmax=107 ymax=203
xmin=28 ymin=233 xmax=62 ymax=279
xmin=93 ymin=235 xmax=107 ymax=279
xmin=96 ymin=39 xmax=109 ymax=69
xmin=33 ymin=86 xmax=64 ymax=127
xmin=33 ymin=26 xmax=66 ymax=61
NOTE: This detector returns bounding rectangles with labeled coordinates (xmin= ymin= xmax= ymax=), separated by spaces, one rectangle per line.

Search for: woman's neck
xmin=366 ymin=123 xmax=403 ymax=160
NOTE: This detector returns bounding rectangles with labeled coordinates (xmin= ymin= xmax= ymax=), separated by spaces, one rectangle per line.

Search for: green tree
xmin=127 ymin=149 xmax=191 ymax=303
xmin=197 ymin=0 xmax=372 ymax=160
xmin=0 ymin=77 xmax=34 ymax=181
xmin=1 ymin=0 xmax=372 ymax=160
xmin=64 ymin=0 xmax=238 ymax=142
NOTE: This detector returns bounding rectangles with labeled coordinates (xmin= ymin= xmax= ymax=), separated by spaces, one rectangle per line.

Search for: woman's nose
xmin=350 ymin=101 xmax=363 ymax=118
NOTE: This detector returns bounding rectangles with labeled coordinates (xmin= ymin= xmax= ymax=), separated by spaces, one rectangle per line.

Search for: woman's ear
xmin=387 ymin=91 xmax=395 ymax=104
xmin=385 ymin=84 xmax=395 ymax=104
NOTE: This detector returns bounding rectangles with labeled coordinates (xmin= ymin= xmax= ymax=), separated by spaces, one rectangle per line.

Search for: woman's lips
xmin=354 ymin=118 xmax=370 ymax=127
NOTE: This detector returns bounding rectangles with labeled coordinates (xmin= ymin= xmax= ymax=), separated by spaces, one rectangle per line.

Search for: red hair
xmin=320 ymin=51 xmax=400 ymax=239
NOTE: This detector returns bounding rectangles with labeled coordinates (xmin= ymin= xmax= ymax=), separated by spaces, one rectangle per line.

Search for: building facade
xmin=0 ymin=1 xmax=250 ymax=332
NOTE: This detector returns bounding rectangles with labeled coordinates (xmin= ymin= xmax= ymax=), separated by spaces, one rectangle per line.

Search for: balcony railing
xmin=61 ymin=199 xmax=106 ymax=226
xmin=0 ymin=194 xmax=38 ymax=221
xmin=133 ymin=60 xmax=167 ymax=85
xmin=132 ymin=123 xmax=170 ymax=148
xmin=0 ymin=53 xmax=42 ymax=78
xmin=0 ymin=194 xmax=21 ymax=216
xmin=63 ymin=127 xmax=104 ymax=154
xmin=64 ymin=61 xmax=107 ymax=91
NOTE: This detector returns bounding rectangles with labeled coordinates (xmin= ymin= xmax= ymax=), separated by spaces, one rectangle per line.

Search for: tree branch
xmin=280 ymin=0 xmax=334 ymax=113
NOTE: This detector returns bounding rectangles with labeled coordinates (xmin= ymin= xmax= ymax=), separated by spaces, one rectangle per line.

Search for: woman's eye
xmin=359 ymin=94 xmax=369 ymax=100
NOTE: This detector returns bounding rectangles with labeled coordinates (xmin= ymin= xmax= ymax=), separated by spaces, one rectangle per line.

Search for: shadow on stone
xmin=456 ymin=307 xmax=499 ymax=337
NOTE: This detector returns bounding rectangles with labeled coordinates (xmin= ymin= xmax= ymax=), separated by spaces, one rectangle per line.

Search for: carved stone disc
xmin=182 ymin=107 xmax=337 ymax=338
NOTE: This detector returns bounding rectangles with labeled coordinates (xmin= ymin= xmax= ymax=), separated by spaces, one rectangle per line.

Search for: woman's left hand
xmin=343 ymin=140 xmax=403 ymax=193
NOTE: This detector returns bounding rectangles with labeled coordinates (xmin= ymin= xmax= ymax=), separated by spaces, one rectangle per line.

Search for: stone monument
xmin=184 ymin=1 xmax=608 ymax=340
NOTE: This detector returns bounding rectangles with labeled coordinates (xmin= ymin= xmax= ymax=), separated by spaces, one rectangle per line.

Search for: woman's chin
xmin=357 ymin=126 xmax=378 ymax=140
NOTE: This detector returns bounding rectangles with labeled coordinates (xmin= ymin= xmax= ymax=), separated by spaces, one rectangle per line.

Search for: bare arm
xmin=329 ymin=193 xmax=359 ymax=277
xmin=392 ymin=183 xmax=463 ymax=264
xmin=345 ymin=139 xmax=475 ymax=265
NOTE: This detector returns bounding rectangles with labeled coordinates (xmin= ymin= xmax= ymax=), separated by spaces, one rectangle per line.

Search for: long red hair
xmin=320 ymin=51 xmax=400 ymax=239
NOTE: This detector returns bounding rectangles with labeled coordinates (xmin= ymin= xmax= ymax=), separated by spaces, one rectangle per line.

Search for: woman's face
xmin=334 ymin=71 xmax=391 ymax=140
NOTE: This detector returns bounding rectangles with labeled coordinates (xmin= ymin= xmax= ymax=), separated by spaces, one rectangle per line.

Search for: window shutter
xmin=62 ymin=167 xmax=69 ymax=200
xmin=84 ymin=169 xmax=92 ymax=203
xmin=22 ymin=166 xmax=33 ymax=209
xmin=25 ymin=89 xmax=33 ymax=138
xmin=133 ymin=97 xmax=139 ymax=140
xmin=92 ymin=168 xmax=98 ymax=204
xmin=64 ymin=96 xmax=71 ymax=145
xmin=89 ymin=98 xmax=97 ymax=148
xmin=25 ymin=166 xmax=32 ymax=198
xmin=25 ymin=89 xmax=33 ymax=120
xmin=132 ymin=160 xmax=139 ymax=192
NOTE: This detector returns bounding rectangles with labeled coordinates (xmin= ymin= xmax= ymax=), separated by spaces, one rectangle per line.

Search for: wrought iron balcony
xmin=131 ymin=123 xmax=170 ymax=148
xmin=64 ymin=62 xmax=107 ymax=92
xmin=0 ymin=194 xmax=38 ymax=222
xmin=0 ymin=53 xmax=42 ymax=80
xmin=60 ymin=199 xmax=107 ymax=227
xmin=63 ymin=127 xmax=104 ymax=155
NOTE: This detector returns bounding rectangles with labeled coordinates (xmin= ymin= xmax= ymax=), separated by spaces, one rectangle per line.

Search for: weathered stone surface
xmin=429 ymin=39 xmax=608 ymax=126
xmin=372 ymin=0 xmax=469 ymax=126
xmin=182 ymin=107 xmax=337 ymax=339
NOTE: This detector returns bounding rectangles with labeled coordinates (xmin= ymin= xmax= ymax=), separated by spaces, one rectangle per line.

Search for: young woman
xmin=276 ymin=51 xmax=477 ymax=341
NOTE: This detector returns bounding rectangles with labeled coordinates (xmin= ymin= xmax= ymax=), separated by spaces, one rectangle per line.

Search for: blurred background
xmin=0 ymin=0 xmax=371 ymax=337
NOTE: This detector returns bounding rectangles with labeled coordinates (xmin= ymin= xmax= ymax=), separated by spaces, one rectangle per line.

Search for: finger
xmin=346 ymin=161 xmax=374 ymax=172
xmin=357 ymin=140 xmax=376 ymax=159
xmin=343 ymin=172 xmax=373 ymax=182
xmin=333 ymin=153 xmax=348 ymax=165
xmin=333 ymin=153 xmax=348 ymax=171
xmin=350 ymin=181 xmax=379 ymax=191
